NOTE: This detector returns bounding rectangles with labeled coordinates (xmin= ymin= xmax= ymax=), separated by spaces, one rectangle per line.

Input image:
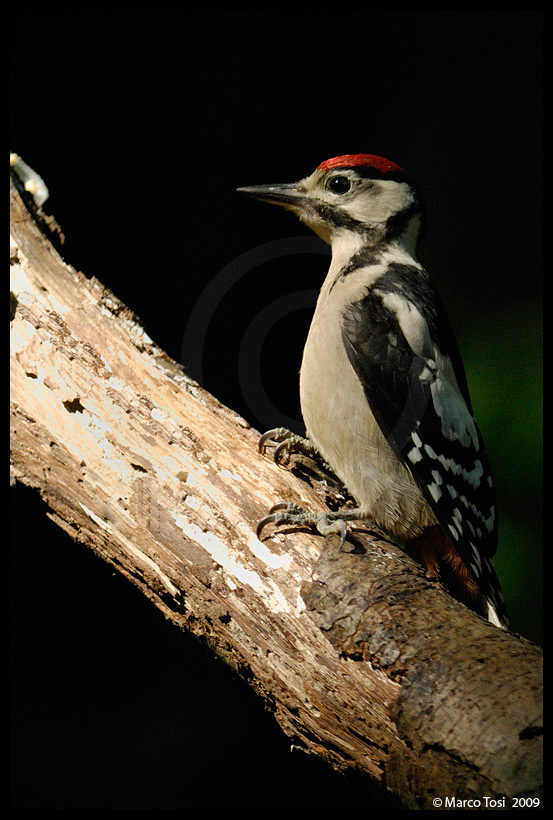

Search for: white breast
xmin=298 ymin=263 xmax=436 ymax=540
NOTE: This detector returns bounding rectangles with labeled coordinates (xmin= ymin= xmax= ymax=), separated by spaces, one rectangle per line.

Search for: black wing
xmin=341 ymin=264 xmax=499 ymax=589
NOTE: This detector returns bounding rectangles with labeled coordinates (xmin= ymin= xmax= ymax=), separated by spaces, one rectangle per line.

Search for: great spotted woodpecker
xmin=238 ymin=154 xmax=507 ymax=628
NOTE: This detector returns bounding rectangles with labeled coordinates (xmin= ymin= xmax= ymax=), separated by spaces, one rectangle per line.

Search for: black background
xmin=10 ymin=9 xmax=542 ymax=811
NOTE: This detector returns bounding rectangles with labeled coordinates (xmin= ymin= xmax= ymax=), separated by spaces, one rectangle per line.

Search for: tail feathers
xmin=406 ymin=524 xmax=508 ymax=628
xmin=486 ymin=599 xmax=507 ymax=629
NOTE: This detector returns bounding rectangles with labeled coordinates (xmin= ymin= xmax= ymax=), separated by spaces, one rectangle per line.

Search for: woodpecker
xmin=238 ymin=154 xmax=507 ymax=628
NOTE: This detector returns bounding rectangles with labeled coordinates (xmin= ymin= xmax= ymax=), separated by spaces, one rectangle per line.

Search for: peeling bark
xmin=10 ymin=172 xmax=542 ymax=809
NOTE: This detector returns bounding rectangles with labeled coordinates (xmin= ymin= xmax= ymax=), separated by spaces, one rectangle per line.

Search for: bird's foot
xmin=257 ymin=502 xmax=361 ymax=547
xmin=259 ymin=427 xmax=332 ymax=472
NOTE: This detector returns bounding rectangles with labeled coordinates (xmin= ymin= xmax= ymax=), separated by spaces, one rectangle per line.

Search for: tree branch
xmin=10 ymin=172 xmax=542 ymax=808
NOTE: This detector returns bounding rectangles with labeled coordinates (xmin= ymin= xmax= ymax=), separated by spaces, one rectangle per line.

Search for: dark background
xmin=10 ymin=9 xmax=542 ymax=811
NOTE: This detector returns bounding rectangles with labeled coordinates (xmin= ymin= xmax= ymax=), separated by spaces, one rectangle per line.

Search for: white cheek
xmin=347 ymin=180 xmax=415 ymax=224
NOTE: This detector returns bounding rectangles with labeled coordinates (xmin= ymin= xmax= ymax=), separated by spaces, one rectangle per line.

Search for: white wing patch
xmin=380 ymin=290 xmax=433 ymax=357
xmin=429 ymin=373 xmax=479 ymax=449
xmin=379 ymin=290 xmax=479 ymax=449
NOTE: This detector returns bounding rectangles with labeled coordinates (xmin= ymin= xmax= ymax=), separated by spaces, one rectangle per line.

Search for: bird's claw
xmin=258 ymin=427 xmax=325 ymax=468
xmin=274 ymin=439 xmax=293 ymax=463
xmin=256 ymin=514 xmax=276 ymax=540
xmin=258 ymin=428 xmax=295 ymax=463
xmin=256 ymin=502 xmax=349 ymax=547
xmin=256 ymin=502 xmax=303 ymax=539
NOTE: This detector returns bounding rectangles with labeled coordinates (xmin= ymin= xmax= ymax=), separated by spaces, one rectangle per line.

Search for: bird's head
xmin=238 ymin=154 xmax=421 ymax=252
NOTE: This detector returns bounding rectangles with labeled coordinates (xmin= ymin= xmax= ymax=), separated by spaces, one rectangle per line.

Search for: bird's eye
xmin=326 ymin=175 xmax=351 ymax=195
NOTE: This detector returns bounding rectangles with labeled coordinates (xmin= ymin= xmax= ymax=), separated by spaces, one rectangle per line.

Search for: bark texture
xmin=10 ymin=173 xmax=542 ymax=809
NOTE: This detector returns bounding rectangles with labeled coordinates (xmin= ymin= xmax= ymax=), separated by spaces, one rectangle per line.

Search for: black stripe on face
xmin=310 ymin=201 xmax=369 ymax=234
xmin=384 ymin=201 xmax=420 ymax=242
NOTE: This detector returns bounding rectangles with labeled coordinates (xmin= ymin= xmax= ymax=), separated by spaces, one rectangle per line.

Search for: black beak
xmin=236 ymin=182 xmax=306 ymax=207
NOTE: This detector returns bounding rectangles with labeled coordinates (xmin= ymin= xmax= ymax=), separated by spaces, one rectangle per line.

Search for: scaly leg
xmin=258 ymin=427 xmax=333 ymax=473
xmin=258 ymin=428 xmax=359 ymax=544
xmin=257 ymin=502 xmax=363 ymax=547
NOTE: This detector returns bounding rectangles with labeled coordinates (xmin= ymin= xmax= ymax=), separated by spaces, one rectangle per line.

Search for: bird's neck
xmin=330 ymin=209 xmax=420 ymax=261
xmin=323 ymin=219 xmax=420 ymax=299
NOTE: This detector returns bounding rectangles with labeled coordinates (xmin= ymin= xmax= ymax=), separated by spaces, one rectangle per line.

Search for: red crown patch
xmin=318 ymin=154 xmax=404 ymax=174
